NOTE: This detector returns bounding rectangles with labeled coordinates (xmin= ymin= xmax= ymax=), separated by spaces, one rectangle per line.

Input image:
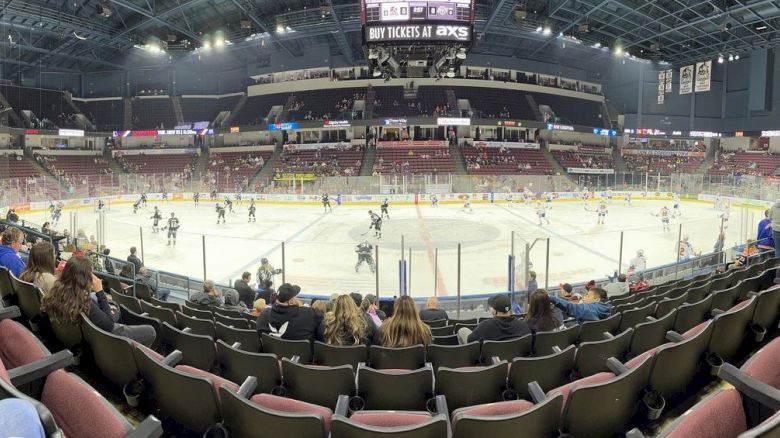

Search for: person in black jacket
xmin=40 ymin=256 xmax=156 ymax=346
xmin=190 ymin=280 xmax=223 ymax=307
xmin=127 ymin=246 xmax=143 ymax=272
xmin=256 ymin=283 xmax=322 ymax=342
xmin=459 ymin=294 xmax=531 ymax=344
xmin=234 ymin=271 xmax=256 ymax=308
xmin=419 ymin=296 xmax=448 ymax=321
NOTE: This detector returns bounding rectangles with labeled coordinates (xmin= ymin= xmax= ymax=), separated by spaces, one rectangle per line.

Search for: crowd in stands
xmin=552 ymin=149 xmax=614 ymax=169
xmin=276 ymin=144 xmax=363 ymax=177
xmin=373 ymin=99 xmax=451 ymax=117
xmin=622 ymin=154 xmax=703 ymax=174
xmin=625 ymin=140 xmax=705 ymax=152
xmin=708 ymin=151 xmax=780 ymax=176
xmin=34 ymin=154 xmax=112 ymax=189
xmin=371 ymin=149 xmax=451 ymax=175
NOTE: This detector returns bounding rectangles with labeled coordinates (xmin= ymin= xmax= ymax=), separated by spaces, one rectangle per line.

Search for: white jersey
xmin=606 ymin=189 xmax=613 ymax=199
xmin=630 ymin=255 xmax=647 ymax=272
xmin=598 ymin=202 xmax=608 ymax=215
xmin=659 ymin=208 xmax=670 ymax=221
xmin=536 ymin=204 xmax=546 ymax=217
xmin=720 ymin=207 xmax=730 ymax=220
xmin=581 ymin=190 xmax=589 ymax=200
xmin=678 ymin=241 xmax=697 ymax=259
xmin=544 ymin=193 xmax=553 ymax=202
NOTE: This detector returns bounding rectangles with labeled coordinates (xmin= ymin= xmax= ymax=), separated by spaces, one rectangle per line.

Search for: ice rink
xmin=22 ymin=196 xmax=759 ymax=297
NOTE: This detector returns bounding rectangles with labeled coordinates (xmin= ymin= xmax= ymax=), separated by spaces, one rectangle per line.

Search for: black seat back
xmin=424 ymin=319 xmax=448 ymax=328
xmin=710 ymin=281 xmax=743 ymax=313
xmin=139 ymin=300 xmax=177 ymax=326
xmin=215 ymin=340 xmax=280 ymax=394
xmin=629 ymin=309 xmax=676 ymax=357
xmin=161 ymin=322 xmax=216 ymax=371
xmin=261 ymin=334 xmax=312 ymax=363
xmin=313 ymin=342 xmax=368 ymax=368
xmin=436 ymin=361 xmax=509 ymax=411
xmin=369 ymin=345 xmax=426 ymax=369
xmin=752 ymin=285 xmax=780 ymax=330
xmin=355 ymin=364 xmax=434 ymax=411
xmin=214 ymin=313 xmax=250 ymax=329
xmin=574 ymin=328 xmax=634 ymax=377
xmin=619 ymin=303 xmax=656 ymax=332
xmin=281 ymin=358 xmax=355 ymax=410
xmin=578 ymin=313 xmax=621 ymax=343
xmin=534 ymin=324 xmax=579 ymax=356
xmin=655 ymin=292 xmax=687 ymax=319
xmin=118 ymin=304 xmax=163 ymax=350
xmin=427 ymin=342 xmax=481 ymax=370
xmin=481 ymin=335 xmax=532 ymax=362
xmin=708 ymin=296 xmax=758 ymax=361
xmin=110 ymin=290 xmax=142 ymax=314
xmin=80 ymin=313 xmax=140 ymax=388
xmin=181 ymin=305 xmax=213 ymax=320
xmin=0 ymin=266 xmax=16 ymax=307
xmin=134 ymin=282 xmax=153 ymax=301
xmin=649 ymin=319 xmax=714 ymax=399
xmin=509 ymin=345 xmax=576 ymax=399
xmin=215 ymin=322 xmax=260 ymax=353
xmin=10 ymin=276 xmax=44 ymax=323
xmin=175 ymin=311 xmax=216 ymax=339
xmin=673 ymin=294 xmax=714 ymax=334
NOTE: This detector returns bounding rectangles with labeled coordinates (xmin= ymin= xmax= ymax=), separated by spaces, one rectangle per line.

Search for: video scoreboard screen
xmin=362 ymin=0 xmax=474 ymax=44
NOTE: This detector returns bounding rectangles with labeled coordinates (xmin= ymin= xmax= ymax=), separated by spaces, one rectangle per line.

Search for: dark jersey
xmin=167 ymin=217 xmax=180 ymax=230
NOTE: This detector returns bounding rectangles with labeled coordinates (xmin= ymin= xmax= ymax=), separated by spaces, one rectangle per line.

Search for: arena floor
xmin=22 ymin=197 xmax=758 ymax=297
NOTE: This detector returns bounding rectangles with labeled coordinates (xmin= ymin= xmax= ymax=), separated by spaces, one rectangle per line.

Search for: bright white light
xmin=215 ymin=37 xmax=225 ymax=47
xmin=614 ymin=46 xmax=623 ymax=55
xmin=756 ymin=25 xmax=767 ymax=30
xmin=592 ymin=42 xmax=601 ymax=48
xmin=728 ymin=54 xmax=734 ymax=61
xmin=717 ymin=55 xmax=724 ymax=64
xmin=203 ymin=41 xmax=212 ymax=50
xmin=735 ymin=54 xmax=740 ymax=60
xmin=276 ymin=23 xmax=285 ymax=34
xmin=558 ymin=32 xmax=563 ymax=37
xmin=535 ymin=26 xmax=542 ymax=32
xmin=542 ymin=26 xmax=552 ymax=36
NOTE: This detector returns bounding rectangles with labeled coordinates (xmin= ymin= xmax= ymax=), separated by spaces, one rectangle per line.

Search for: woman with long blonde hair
xmin=41 ymin=256 xmax=156 ymax=346
xmin=379 ymin=296 xmax=432 ymax=348
xmin=321 ymin=295 xmax=373 ymax=346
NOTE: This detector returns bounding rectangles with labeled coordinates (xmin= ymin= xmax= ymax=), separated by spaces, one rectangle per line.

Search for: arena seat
xmin=619 ymin=303 xmax=657 ymax=332
xmin=533 ymin=324 xmax=579 ymax=356
xmin=369 ymin=345 xmax=426 ymax=370
xmin=280 ymin=358 xmax=355 ymax=410
xmin=213 ymin=312 xmax=249 ymax=328
xmin=215 ymin=322 xmax=259 ymax=352
xmin=331 ymin=394 xmax=450 ymax=438
xmin=423 ymin=319 xmax=448 ymax=328
xmin=219 ymin=385 xmax=330 ymax=438
xmin=578 ymin=313 xmax=622 ymax=343
xmin=133 ymin=282 xmax=154 ymax=301
xmin=629 ymin=309 xmax=677 ymax=357
xmin=654 ymin=293 xmax=687 ymax=319
xmin=427 ymin=342 xmax=481 ymax=371
xmin=180 ymin=305 xmax=212 ymax=319
xmin=750 ymin=285 xmax=780 ymax=333
xmin=148 ymin=297 xmax=181 ymax=313
xmin=574 ymin=328 xmax=633 ymax=377
xmin=313 ymin=342 xmax=368 ymax=369
xmin=711 ymin=282 xmax=745 ymax=313
xmin=215 ymin=340 xmax=280 ymax=394
xmin=431 ymin=334 xmax=459 ymax=346
xmin=508 ymin=345 xmax=576 ymax=399
xmin=261 ymin=333 xmax=313 ymax=363
xmin=111 ymin=292 xmax=143 ymax=314
xmin=354 ymin=364 xmax=435 ymax=411
xmin=160 ymin=322 xmax=216 ymax=371
xmin=80 ymin=314 xmax=145 ymax=391
xmin=673 ymin=294 xmax=714 ymax=334
xmin=450 ymin=392 xmax=563 ymax=438
xmin=429 ymin=325 xmax=455 ymax=336
xmin=435 ymin=361 xmax=509 ymax=411
xmin=707 ymin=296 xmax=758 ymax=363
xmin=480 ymin=335 xmax=532 ymax=362
xmin=10 ymin=275 xmax=45 ymax=330
xmin=174 ymin=311 xmax=216 ymax=339
xmin=138 ymin=300 xmax=177 ymax=326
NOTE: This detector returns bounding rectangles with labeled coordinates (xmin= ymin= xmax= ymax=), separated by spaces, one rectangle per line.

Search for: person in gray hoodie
xmin=221 ymin=289 xmax=249 ymax=313
xmin=549 ymin=287 xmax=611 ymax=323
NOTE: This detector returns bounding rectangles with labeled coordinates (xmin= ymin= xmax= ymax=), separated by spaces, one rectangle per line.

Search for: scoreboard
xmin=362 ymin=0 xmax=474 ymax=44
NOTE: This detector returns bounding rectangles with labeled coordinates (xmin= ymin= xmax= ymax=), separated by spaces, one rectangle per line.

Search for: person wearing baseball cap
xmin=256 ymin=283 xmax=322 ymax=343
xmin=457 ymin=293 xmax=531 ymax=345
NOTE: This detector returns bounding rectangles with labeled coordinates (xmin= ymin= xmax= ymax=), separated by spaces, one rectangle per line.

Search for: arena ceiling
xmin=1 ymin=0 xmax=779 ymax=75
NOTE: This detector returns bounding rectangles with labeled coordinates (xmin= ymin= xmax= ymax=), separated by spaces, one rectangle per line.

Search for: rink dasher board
xmin=5 ymin=191 xmax=774 ymax=215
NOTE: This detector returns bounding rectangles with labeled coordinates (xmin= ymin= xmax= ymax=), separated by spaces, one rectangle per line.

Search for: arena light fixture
xmin=535 ymin=26 xmax=543 ymax=33
xmin=542 ymin=26 xmax=552 ymax=36
xmin=456 ymin=48 xmax=467 ymax=59
xmin=614 ymin=46 xmax=623 ymax=56
xmin=728 ymin=54 xmax=734 ymax=61
xmin=717 ymin=55 xmax=724 ymax=63
xmin=735 ymin=54 xmax=740 ymax=60
xmin=446 ymin=68 xmax=456 ymax=78
xmin=214 ymin=31 xmax=225 ymax=47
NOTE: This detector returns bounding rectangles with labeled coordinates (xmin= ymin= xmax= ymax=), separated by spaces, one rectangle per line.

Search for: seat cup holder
xmin=706 ymin=352 xmax=724 ymax=376
xmin=642 ymin=390 xmax=665 ymax=420
xmin=270 ymin=386 xmax=287 ymax=397
xmin=123 ymin=380 xmax=144 ymax=408
xmin=348 ymin=396 xmax=365 ymax=413
xmin=501 ymin=389 xmax=519 ymax=401
xmin=751 ymin=324 xmax=767 ymax=343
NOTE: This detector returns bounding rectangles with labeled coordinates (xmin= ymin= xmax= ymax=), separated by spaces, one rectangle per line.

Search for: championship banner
xmin=657 ymin=81 xmax=665 ymax=104
xmin=664 ymin=70 xmax=673 ymax=93
xmin=695 ymin=61 xmax=711 ymax=93
xmin=567 ymin=168 xmax=615 ymax=175
xmin=679 ymin=65 xmax=693 ymax=94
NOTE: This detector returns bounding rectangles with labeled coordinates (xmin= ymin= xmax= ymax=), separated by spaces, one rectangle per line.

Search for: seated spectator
xmin=234 ymin=271 xmax=255 ymax=308
xmin=221 ymin=289 xmax=249 ymax=313
xmin=459 ymin=294 xmax=531 ymax=344
xmin=41 ymin=256 xmax=155 ymax=346
xmin=190 ymin=280 xmax=223 ymax=307
xmin=549 ymin=287 xmax=611 ymax=323
xmin=524 ymin=289 xmax=564 ymax=332
xmin=0 ymin=399 xmax=46 ymax=438
xmin=249 ymin=298 xmax=267 ymax=317
xmin=364 ymin=293 xmax=386 ymax=320
xmin=102 ymin=248 xmax=115 ymax=274
xmin=603 ymin=273 xmax=629 ymax=297
xmin=19 ymin=242 xmax=57 ymax=294
xmin=311 ymin=299 xmax=327 ymax=316
xmin=0 ymin=226 xmax=25 ymax=277
xmin=376 ymin=295 xmax=432 ymax=347
xmin=419 ymin=296 xmax=448 ymax=321
xmin=320 ymin=294 xmax=375 ymax=346
xmin=256 ymin=283 xmax=322 ymax=342
xmin=360 ymin=297 xmax=383 ymax=328
xmin=127 ymin=246 xmax=143 ymax=271
xmin=255 ymin=279 xmax=275 ymax=304
xmin=118 ymin=264 xmax=133 ymax=279
xmin=135 ymin=267 xmax=170 ymax=301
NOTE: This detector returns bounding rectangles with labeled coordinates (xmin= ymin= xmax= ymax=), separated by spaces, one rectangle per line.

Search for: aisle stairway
xmin=359 ymin=146 xmax=376 ymax=176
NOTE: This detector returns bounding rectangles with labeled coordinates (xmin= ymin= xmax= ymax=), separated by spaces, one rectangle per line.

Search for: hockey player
xmin=431 ymin=195 xmax=439 ymax=207
xmin=193 ymin=192 xmax=200 ymax=204
xmin=133 ymin=199 xmax=141 ymax=214
xmin=140 ymin=193 xmax=148 ymax=206
xmin=672 ymin=194 xmax=681 ymax=218
xmin=236 ymin=192 xmax=242 ymax=203
xmin=719 ymin=203 xmax=731 ymax=228
xmin=52 ymin=204 xmax=62 ymax=225
xmin=97 ymin=200 xmax=105 ymax=211
xmin=368 ymin=210 xmax=382 ymax=238
xmin=161 ymin=189 xmax=168 ymax=201
xmin=462 ymin=195 xmax=472 ymax=212
xmin=624 ymin=192 xmax=632 ymax=207
xmin=150 ymin=207 xmax=162 ymax=233
xmin=606 ymin=189 xmax=613 ymax=203
xmin=653 ymin=206 xmax=671 ymax=231
xmin=48 ymin=202 xmax=55 ymax=214
xmin=210 ymin=190 xmax=217 ymax=200
xmin=522 ymin=187 xmax=533 ymax=205
xmin=165 ymin=212 xmax=180 ymax=246
xmin=257 ymin=258 xmax=282 ymax=284
xmin=380 ymin=199 xmax=390 ymax=219
xmin=678 ymin=235 xmax=700 ymax=261
xmin=544 ymin=192 xmax=554 ymax=206
xmin=596 ymin=199 xmax=608 ymax=225
xmin=248 ymin=200 xmax=256 ymax=223
xmin=714 ymin=194 xmax=723 ymax=211
xmin=322 ymin=193 xmax=332 ymax=212
xmin=580 ymin=187 xmax=589 ymax=204
xmin=629 ymin=249 xmax=647 ymax=273
xmin=216 ymin=204 xmax=226 ymax=224
xmin=224 ymin=196 xmax=234 ymax=213
xmin=535 ymin=201 xmax=550 ymax=226
xmin=355 ymin=241 xmax=375 ymax=273
xmin=506 ymin=192 xmax=514 ymax=207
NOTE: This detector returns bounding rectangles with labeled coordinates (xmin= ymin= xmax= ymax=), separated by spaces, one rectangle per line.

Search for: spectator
xmin=127 ymin=246 xmax=143 ymax=271
xmin=118 ymin=264 xmax=133 ymax=279
xmin=234 ymin=271 xmax=255 ymax=308
xmin=256 ymin=283 xmax=322 ymax=342
xmin=772 ymin=199 xmax=780 ymax=281
xmin=190 ymin=280 xmax=223 ymax=307
xmin=311 ymin=299 xmax=327 ymax=316
xmin=527 ymin=271 xmax=538 ymax=291
xmin=757 ymin=209 xmax=774 ymax=251
xmin=19 ymin=242 xmax=57 ymax=294
xmin=524 ymin=289 xmax=564 ymax=332
xmin=5 ymin=208 xmax=18 ymax=223
xmin=41 ymin=256 xmax=156 ymax=346
xmin=349 ymin=292 xmax=363 ymax=308
xmin=360 ymin=297 xmax=383 ymax=328
xmin=102 ymin=248 xmax=115 ymax=274
xmin=221 ymin=289 xmax=249 ymax=313
xmin=459 ymin=294 xmax=531 ymax=344
xmin=376 ymin=295 xmax=432 ymax=348
xmin=549 ymin=287 xmax=611 ymax=323
xmin=320 ymin=294 xmax=374 ymax=346
xmin=249 ymin=298 xmax=267 ymax=317
xmin=0 ymin=398 xmax=46 ymax=437
xmin=0 ymin=227 xmax=25 ymax=277
xmin=629 ymin=249 xmax=646 ymax=273
xmin=603 ymin=274 xmax=629 ymax=297
xmin=135 ymin=267 xmax=170 ymax=301
xmin=419 ymin=296 xmax=448 ymax=321
xmin=255 ymin=279 xmax=275 ymax=304
xmin=364 ymin=293 xmax=386 ymax=320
